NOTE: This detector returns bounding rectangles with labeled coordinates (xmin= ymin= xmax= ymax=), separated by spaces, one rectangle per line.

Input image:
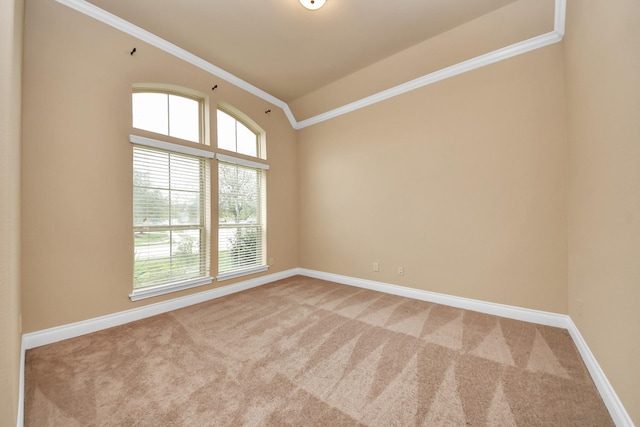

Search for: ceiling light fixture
xmin=299 ymin=0 xmax=326 ymax=11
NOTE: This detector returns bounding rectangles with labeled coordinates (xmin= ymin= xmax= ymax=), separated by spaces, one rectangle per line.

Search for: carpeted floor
xmin=25 ymin=275 xmax=613 ymax=426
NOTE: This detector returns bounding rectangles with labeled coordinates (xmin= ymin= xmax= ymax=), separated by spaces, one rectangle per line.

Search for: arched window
xmin=133 ymin=90 xmax=204 ymax=143
xmin=216 ymin=107 xmax=269 ymax=279
xmin=217 ymin=109 xmax=259 ymax=157
xmin=130 ymin=86 xmax=212 ymax=300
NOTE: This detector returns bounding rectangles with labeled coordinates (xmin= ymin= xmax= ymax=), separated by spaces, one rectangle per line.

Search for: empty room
xmin=1 ymin=0 xmax=639 ymax=425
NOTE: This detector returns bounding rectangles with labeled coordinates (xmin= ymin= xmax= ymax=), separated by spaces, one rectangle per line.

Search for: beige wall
xmin=298 ymin=42 xmax=568 ymax=314
xmin=21 ymin=0 xmax=298 ymax=333
xmin=289 ymin=0 xmax=555 ymax=121
xmin=565 ymin=0 xmax=640 ymax=422
xmin=19 ymin=0 xmax=640 ymax=422
xmin=0 ymin=0 xmax=23 ymax=424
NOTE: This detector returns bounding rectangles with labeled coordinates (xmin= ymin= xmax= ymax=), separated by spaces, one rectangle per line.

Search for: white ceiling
xmin=87 ymin=0 xmax=517 ymax=102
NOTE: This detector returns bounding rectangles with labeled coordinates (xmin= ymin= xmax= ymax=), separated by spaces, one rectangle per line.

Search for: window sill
xmin=216 ymin=265 xmax=269 ymax=282
xmin=129 ymin=276 xmax=214 ymax=301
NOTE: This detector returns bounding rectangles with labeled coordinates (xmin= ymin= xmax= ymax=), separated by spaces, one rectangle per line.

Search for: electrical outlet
xmin=269 ymin=258 xmax=275 ymax=266
xmin=398 ymin=266 xmax=404 ymax=276
xmin=373 ymin=262 xmax=379 ymax=272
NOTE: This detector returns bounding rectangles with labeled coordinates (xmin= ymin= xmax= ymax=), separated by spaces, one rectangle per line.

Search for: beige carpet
xmin=25 ymin=275 xmax=613 ymax=426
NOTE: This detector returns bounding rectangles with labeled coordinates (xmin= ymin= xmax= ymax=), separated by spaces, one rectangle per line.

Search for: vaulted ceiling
xmin=87 ymin=0 xmax=517 ymax=103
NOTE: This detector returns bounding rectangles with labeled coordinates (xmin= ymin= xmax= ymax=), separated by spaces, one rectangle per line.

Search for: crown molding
xmin=554 ymin=0 xmax=567 ymax=37
xmin=54 ymin=0 xmax=566 ymax=130
xmin=53 ymin=0 xmax=297 ymax=126
xmin=295 ymin=30 xmax=563 ymax=129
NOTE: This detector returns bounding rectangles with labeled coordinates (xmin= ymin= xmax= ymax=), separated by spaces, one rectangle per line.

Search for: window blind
xmin=133 ymin=145 xmax=210 ymax=289
xmin=218 ymin=160 xmax=266 ymax=275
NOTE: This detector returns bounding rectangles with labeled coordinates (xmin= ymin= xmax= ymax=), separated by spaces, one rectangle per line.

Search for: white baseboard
xmin=298 ymin=268 xmax=634 ymax=427
xmin=22 ymin=268 xmax=301 ymax=350
xmin=19 ymin=267 xmax=632 ymax=427
xmin=566 ymin=318 xmax=635 ymax=427
xmin=298 ymin=268 xmax=570 ymax=328
xmin=17 ymin=268 xmax=300 ymax=427
xmin=299 ymin=269 xmax=635 ymax=425
xmin=16 ymin=339 xmax=25 ymax=427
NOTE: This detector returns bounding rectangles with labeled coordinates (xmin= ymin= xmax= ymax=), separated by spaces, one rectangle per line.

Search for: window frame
xmin=216 ymin=105 xmax=266 ymax=160
xmin=129 ymin=85 xmax=213 ymax=301
xmin=216 ymin=155 xmax=269 ymax=281
xmin=132 ymin=85 xmax=209 ymax=146
xmin=130 ymin=136 xmax=214 ymax=301
xmin=215 ymin=106 xmax=269 ymax=280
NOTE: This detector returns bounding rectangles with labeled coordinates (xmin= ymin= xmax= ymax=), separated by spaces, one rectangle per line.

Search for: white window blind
xmin=218 ymin=160 xmax=266 ymax=277
xmin=133 ymin=145 xmax=210 ymax=290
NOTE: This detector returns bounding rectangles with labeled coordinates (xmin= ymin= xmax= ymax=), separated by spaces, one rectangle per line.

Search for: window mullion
xmin=165 ymin=94 xmax=171 ymax=137
xmin=168 ymin=153 xmax=172 ymax=228
xmin=167 ymin=153 xmax=173 ymax=276
xmin=168 ymin=148 xmax=173 ymax=275
xmin=134 ymin=225 xmax=201 ymax=232
xmin=234 ymin=120 xmax=238 ymax=153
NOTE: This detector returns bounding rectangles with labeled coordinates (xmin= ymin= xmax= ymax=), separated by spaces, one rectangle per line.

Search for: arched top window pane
xmin=133 ymin=92 xmax=202 ymax=143
xmin=217 ymin=109 xmax=259 ymax=158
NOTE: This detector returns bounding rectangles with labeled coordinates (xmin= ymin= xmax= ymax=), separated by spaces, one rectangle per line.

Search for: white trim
xmin=19 ymin=265 xmax=633 ymax=426
xmin=295 ymin=31 xmax=562 ymax=129
xmin=566 ymin=319 xmax=635 ymax=427
xmin=54 ymin=0 xmax=297 ymax=127
xmin=129 ymin=276 xmax=214 ymax=301
xmin=129 ymin=134 xmax=214 ymax=158
xmin=216 ymin=265 xmax=269 ymax=282
xmin=216 ymin=153 xmax=270 ymax=170
xmin=298 ymin=268 xmax=633 ymax=426
xmin=22 ymin=268 xmax=300 ymax=350
xmin=55 ymin=0 xmax=566 ymax=130
xmin=298 ymin=268 xmax=569 ymax=327
xmin=17 ymin=339 xmax=25 ymax=427
xmin=554 ymin=0 xmax=567 ymax=37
